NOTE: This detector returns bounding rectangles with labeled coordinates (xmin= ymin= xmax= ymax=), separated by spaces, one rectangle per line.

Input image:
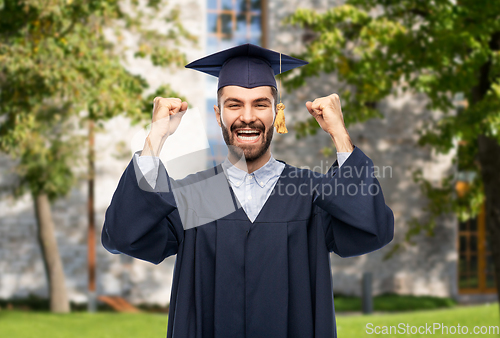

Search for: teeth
xmin=238 ymin=130 xmax=260 ymax=134
xmin=237 ymin=135 xmax=259 ymax=141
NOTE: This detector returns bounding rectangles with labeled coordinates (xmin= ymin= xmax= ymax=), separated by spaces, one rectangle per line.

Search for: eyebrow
xmin=223 ymin=97 xmax=272 ymax=105
xmin=254 ymin=97 xmax=272 ymax=105
xmin=224 ymin=98 xmax=244 ymax=105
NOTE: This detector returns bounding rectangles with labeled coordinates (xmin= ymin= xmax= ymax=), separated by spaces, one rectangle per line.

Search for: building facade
xmin=0 ymin=0 xmax=496 ymax=306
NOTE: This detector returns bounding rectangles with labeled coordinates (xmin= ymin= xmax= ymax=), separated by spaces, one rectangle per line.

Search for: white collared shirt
xmin=221 ymin=154 xmax=285 ymax=222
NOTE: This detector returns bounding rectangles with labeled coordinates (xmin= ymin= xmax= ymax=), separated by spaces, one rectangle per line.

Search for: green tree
xmin=0 ymin=0 xmax=195 ymax=312
xmin=285 ymin=0 xmax=500 ymax=306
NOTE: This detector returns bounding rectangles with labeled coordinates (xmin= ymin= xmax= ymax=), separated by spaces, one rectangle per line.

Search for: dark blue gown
xmin=101 ymin=145 xmax=394 ymax=338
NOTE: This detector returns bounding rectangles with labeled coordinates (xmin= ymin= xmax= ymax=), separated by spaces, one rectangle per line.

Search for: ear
xmin=214 ymin=105 xmax=221 ymax=127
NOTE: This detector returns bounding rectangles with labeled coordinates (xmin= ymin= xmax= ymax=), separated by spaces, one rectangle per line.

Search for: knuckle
xmin=168 ymin=98 xmax=181 ymax=104
xmin=169 ymin=98 xmax=181 ymax=106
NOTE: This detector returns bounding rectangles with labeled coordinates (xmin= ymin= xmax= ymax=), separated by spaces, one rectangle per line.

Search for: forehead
xmin=221 ymin=86 xmax=274 ymax=101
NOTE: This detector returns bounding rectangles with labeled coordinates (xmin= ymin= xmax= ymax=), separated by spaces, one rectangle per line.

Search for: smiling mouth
xmin=235 ymin=129 xmax=262 ymax=142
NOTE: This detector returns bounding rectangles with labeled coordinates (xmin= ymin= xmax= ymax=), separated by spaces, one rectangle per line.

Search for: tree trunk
xmin=477 ymin=134 xmax=500 ymax=309
xmin=33 ymin=192 xmax=70 ymax=313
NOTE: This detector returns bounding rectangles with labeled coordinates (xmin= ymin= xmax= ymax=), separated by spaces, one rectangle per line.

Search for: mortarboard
xmin=185 ymin=44 xmax=308 ymax=134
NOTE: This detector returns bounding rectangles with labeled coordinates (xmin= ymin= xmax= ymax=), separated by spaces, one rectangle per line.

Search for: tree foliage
xmin=0 ymin=0 xmax=196 ymax=199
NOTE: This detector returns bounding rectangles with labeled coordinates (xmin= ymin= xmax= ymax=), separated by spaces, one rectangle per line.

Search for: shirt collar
xmin=222 ymin=154 xmax=283 ymax=188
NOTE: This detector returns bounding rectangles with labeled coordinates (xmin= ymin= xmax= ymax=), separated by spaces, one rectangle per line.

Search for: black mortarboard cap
xmin=185 ymin=44 xmax=308 ymax=90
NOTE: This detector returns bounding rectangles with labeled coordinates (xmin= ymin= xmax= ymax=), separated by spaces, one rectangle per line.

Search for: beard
xmin=221 ymin=120 xmax=274 ymax=163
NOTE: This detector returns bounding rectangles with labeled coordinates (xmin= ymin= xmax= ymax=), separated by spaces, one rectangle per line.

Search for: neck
xmin=228 ymin=150 xmax=271 ymax=173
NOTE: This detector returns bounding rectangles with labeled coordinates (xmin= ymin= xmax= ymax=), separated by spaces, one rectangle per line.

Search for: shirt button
xmin=247 ymin=176 xmax=252 ymax=181
xmin=247 ymin=195 xmax=252 ymax=200
xmin=260 ymin=181 xmax=264 ymax=185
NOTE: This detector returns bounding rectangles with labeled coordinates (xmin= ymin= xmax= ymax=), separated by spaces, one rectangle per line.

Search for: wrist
xmin=141 ymin=133 xmax=166 ymax=157
xmin=329 ymin=128 xmax=353 ymax=152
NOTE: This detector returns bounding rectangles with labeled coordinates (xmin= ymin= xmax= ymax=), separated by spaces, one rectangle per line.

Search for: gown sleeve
xmin=313 ymin=145 xmax=394 ymax=257
xmin=101 ymin=151 xmax=183 ymax=265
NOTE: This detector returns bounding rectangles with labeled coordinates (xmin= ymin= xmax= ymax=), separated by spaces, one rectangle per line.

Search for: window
xmin=454 ymin=102 xmax=496 ymax=294
xmin=205 ymin=0 xmax=264 ymax=166
xmin=457 ymin=202 xmax=496 ymax=293
xmin=207 ymin=0 xmax=262 ymax=52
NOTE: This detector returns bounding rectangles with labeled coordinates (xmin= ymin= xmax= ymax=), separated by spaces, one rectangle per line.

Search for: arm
xmin=313 ymin=145 xmax=394 ymax=257
xmin=101 ymin=153 xmax=182 ymax=264
xmin=101 ymin=97 xmax=188 ymax=264
xmin=306 ymin=94 xmax=394 ymax=257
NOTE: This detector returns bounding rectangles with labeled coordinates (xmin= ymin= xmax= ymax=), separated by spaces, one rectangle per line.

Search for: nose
xmin=239 ymin=105 xmax=257 ymax=124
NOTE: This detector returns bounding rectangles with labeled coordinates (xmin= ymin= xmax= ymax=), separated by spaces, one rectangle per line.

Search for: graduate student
xmin=102 ymin=44 xmax=395 ymax=338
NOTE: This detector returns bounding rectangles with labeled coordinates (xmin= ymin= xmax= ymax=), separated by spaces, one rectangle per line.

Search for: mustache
xmin=230 ymin=122 xmax=266 ymax=133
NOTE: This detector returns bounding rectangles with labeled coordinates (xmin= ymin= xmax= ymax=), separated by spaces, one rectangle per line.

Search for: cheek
xmin=260 ymin=109 xmax=275 ymax=127
xmin=220 ymin=108 xmax=239 ymax=128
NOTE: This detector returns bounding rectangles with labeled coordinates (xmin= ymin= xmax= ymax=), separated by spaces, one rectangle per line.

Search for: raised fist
xmin=151 ymin=97 xmax=188 ymax=138
xmin=306 ymin=93 xmax=353 ymax=152
xmin=305 ymin=93 xmax=344 ymax=136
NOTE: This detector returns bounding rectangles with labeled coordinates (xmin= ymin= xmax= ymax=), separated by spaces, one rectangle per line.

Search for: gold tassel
xmin=274 ymin=52 xmax=288 ymax=134
xmin=274 ymin=102 xmax=288 ymax=133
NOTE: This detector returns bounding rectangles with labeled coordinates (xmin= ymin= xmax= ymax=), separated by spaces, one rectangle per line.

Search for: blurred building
xmin=0 ymin=0 xmax=496 ymax=307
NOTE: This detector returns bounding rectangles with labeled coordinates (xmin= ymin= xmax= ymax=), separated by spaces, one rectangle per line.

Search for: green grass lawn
xmin=337 ymin=303 xmax=500 ymax=337
xmin=0 ymin=311 xmax=168 ymax=338
xmin=334 ymin=294 xmax=457 ymax=312
xmin=0 ymin=303 xmax=498 ymax=338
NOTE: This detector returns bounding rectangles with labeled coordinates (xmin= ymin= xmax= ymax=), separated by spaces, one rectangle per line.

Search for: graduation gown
xmin=101 ymin=145 xmax=394 ymax=338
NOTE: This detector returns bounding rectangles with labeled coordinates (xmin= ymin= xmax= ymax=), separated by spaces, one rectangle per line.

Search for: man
xmin=102 ymin=44 xmax=394 ymax=338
